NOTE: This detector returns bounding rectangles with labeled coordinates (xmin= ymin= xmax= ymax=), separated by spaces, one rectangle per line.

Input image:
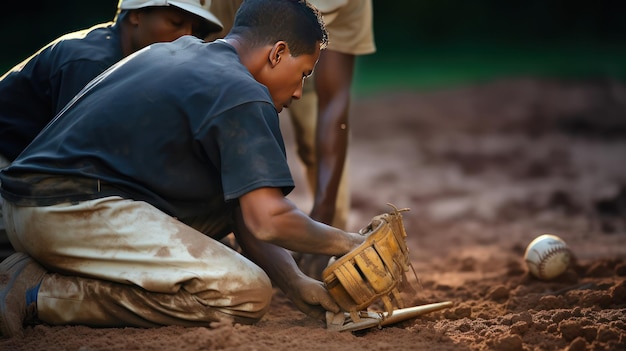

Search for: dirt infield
xmin=2 ymin=77 xmax=625 ymax=350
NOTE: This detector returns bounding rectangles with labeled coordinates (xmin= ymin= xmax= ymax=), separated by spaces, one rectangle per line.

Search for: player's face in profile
xmin=263 ymin=43 xmax=321 ymax=113
xmin=130 ymin=7 xmax=206 ymax=50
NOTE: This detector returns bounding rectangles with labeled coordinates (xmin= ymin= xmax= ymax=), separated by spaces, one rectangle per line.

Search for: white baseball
xmin=524 ymin=234 xmax=571 ymax=280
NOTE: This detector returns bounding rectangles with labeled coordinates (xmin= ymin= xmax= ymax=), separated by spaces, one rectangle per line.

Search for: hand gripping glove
xmin=322 ymin=203 xmax=413 ymax=322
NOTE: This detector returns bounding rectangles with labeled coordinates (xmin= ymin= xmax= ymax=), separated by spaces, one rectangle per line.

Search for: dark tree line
xmin=2 ymin=0 xmax=625 ymax=70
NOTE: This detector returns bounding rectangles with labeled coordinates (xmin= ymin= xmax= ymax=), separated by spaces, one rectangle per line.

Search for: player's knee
xmin=249 ymin=268 xmax=273 ymax=309
xmin=226 ymin=266 xmax=273 ymax=322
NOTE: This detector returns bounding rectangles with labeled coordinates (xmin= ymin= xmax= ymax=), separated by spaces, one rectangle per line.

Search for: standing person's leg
xmin=2 ymin=196 xmax=272 ymax=328
xmin=0 ymin=154 xmax=15 ymax=261
xmin=288 ymin=78 xmax=350 ymax=230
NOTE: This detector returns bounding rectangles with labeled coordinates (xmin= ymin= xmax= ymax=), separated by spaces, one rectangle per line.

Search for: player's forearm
xmin=234 ymin=206 xmax=339 ymax=320
xmin=233 ymin=208 xmax=307 ymax=291
xmin=239 ymin=188 xmax=363 ymax=255
xmin=264 ymin=206 xmax=361 ymax=255
xmin=237 ymin=224 xmax=301 ymax=285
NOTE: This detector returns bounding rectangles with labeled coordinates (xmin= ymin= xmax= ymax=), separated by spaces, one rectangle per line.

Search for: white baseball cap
xmin=119 ymin=0 xmax=223 ymax=32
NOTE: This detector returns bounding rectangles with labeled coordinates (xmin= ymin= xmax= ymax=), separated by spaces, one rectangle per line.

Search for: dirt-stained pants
xmin=288 ymin=78 xmax=350 ymax=229
xmin=2 ymin=196 xmax=272 ymax=327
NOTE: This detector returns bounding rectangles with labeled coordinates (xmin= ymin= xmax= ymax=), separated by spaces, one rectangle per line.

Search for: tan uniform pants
xmin=3 ymin=196 xmax=272 ymax=327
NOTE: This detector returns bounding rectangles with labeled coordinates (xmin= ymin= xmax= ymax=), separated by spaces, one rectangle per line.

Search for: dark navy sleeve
xmin=196 ymin=101 xmax=295 ymax=201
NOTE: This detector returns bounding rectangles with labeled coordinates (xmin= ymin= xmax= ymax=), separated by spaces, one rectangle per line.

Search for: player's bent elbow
xmin=249 ymin=226 xmax=283 ymax=243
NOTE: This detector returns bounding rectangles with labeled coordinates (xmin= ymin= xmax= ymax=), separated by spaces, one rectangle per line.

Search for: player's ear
xmin=268 ymin=41 xmax=287 ymax=68
xmin=126 ymin=10 xmax=141 ymax=26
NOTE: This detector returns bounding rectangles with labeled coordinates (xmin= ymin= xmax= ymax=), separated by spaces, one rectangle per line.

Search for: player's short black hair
xmin=230 ymin=0 xmax=328 ymax=56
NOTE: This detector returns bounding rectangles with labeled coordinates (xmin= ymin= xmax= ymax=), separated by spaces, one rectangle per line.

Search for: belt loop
xmin=98 ymin=179 xmax=101 ymax=192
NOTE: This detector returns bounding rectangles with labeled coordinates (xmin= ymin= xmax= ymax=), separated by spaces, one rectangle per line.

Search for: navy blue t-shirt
xmin=0 ymin=22 xmax=123 ymax=161
xmin=0 ymin=36 xmax=295 ymax=219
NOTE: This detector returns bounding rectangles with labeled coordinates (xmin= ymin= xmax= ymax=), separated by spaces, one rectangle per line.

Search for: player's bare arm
xmin=238 ymin=187 xmax=364 ymax=255
xmin=232 ymin=208 xmax=341 ymax=320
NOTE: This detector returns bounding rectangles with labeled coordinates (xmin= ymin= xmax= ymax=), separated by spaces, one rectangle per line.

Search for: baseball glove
xmin=322 ymin=203 xmax=413 ymax=322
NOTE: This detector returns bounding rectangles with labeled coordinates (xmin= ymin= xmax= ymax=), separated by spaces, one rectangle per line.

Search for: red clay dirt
xmin=2 ymin=77 xmax=625 ymax=350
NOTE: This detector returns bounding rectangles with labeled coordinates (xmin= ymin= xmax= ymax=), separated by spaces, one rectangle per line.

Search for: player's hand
xmin=295 ymin=253 xmax=332 ymax=281
xmin=287 ymin=274 xmax=340 ymax=321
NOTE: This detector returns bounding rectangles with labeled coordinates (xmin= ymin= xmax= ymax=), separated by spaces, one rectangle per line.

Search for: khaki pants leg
xmin=0 ymin=154 xmax=15 ymax=261
xmin=288 ymin=78 xmax=350 ymax=229
xmin=2 ymin=196 xmax=272 ymax=327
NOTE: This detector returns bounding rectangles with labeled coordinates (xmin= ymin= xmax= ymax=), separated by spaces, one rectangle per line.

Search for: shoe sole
xmin=0 ymin=252 xmax=32 ymax=338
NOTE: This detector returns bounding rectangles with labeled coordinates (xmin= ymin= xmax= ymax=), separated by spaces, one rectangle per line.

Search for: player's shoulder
xmin=44 ymin=22 xmax=122 ymax=64
xmin=56 ymin=22 xmax=115 ymax=41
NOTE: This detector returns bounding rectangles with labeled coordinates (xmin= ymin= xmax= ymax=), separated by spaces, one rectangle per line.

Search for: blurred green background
xmin=1 ymin=1 xmax=625 ymax=96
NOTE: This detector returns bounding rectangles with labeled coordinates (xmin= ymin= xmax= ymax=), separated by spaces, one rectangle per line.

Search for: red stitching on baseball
xmin=537 ymin=245 xmax=568 ymax=278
